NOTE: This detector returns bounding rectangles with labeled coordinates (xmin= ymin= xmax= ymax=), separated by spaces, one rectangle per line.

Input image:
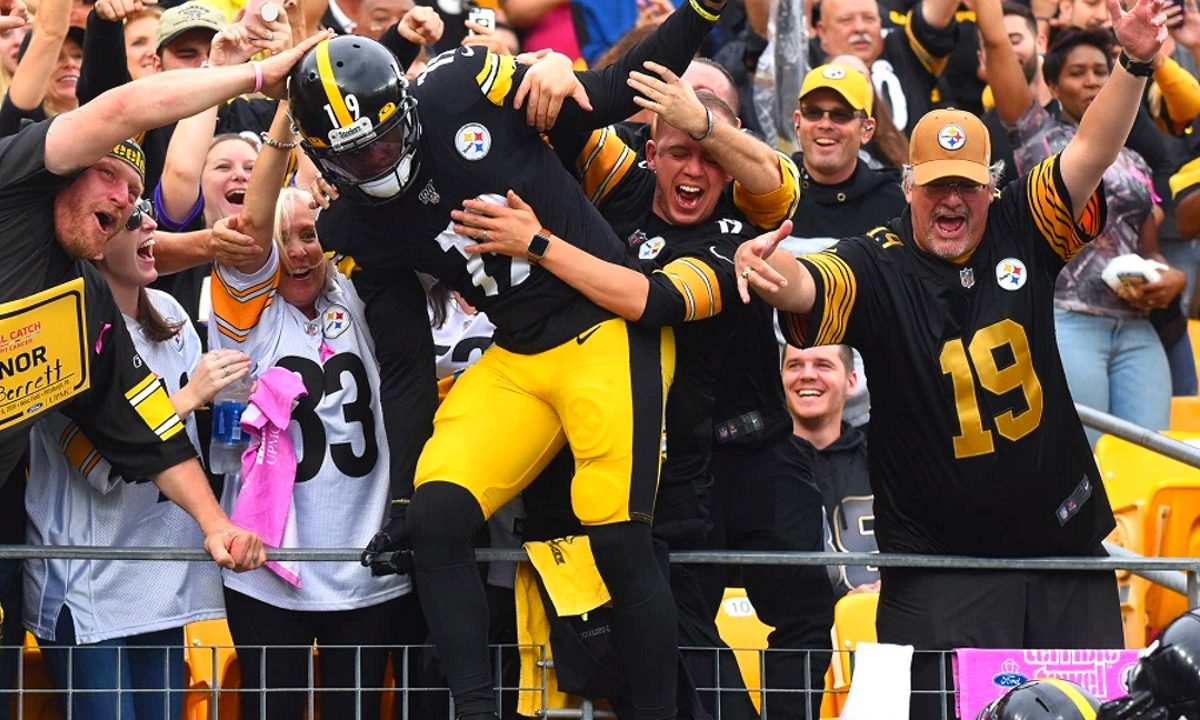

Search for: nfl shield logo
xmin=960 ymin=267 xmax=975 ymax=288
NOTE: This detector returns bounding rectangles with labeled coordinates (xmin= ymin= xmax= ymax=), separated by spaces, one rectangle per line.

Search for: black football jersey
xmin=782 ymin=155 xmax=1115 ymax=557
xmin=317 ymin=1 xmax=718 ymax=354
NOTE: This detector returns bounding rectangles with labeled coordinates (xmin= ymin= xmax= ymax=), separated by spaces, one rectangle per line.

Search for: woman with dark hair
xmin=984 ymin=5 xmax=1186 ymax=445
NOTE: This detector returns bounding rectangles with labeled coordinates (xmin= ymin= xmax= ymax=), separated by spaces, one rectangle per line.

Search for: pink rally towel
xmin=230 ymin=367 xmax=308 ymax=587
xmin=954 ymin=648 xmax=1140 ymax=718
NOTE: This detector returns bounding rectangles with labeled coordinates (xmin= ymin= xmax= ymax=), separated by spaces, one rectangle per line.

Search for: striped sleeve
xmin=56 ymin=419 xmax=116 ymax=492
xmin=125 ymin=373 xmax=185 ymax=442
xmin=576 ymin=126 xmax=637 ymax=205
xmin=732 ymin=153 xmax=802 ymax=229
xmin=1025 ymin=155 xmax=1105 ymax=262
xmin=785 ymin=250 xmax=858 ymax=347
xmin=210 ymin=263 xmax=280 ymax=344
xmin=476 ymin=51 xmax=517 ymax=107
xmin=654 ymin=257 xmax=724 ymax=322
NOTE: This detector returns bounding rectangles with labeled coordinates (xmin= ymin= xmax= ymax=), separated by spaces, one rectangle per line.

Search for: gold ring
xmin=741 ymin=267 xmax=752 ymax=280
xmin=482 ymin=229 xmax=489 ymax=242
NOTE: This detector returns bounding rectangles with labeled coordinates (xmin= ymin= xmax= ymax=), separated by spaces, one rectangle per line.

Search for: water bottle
xmin=209 ymin=375 xmax=252 ymax=475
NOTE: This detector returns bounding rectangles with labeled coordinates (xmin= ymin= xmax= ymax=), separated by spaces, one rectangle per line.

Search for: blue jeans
xmin=1054 ymin=308 xmax=1171 ymax=447
xmin=40 ymin=606 xmax=185 ymax=720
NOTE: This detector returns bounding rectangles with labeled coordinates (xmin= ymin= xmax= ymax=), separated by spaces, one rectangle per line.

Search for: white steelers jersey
xmin=209 ymin=248 xmax=409 ymax=611
xmin=24 ymin=290 xmax=224 ymax=644
xmin=430 ymin=296 xmax=496 ymax=380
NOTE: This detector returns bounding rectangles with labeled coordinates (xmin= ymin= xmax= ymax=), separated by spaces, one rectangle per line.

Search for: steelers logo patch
xmin=822 ymin=65 xmax=847 ymax=80
xmin=456 ymin=123 xmax=491 ymax=161
xmin=995 ymin=258 xmax=1027 ymax=291
xmin=323 ymin=304 xmax=353 ymax=338
xmin=938 ymin=124 xmax=966 ymax=151
xmin=639 ymin=237 xmax=666 ymax=259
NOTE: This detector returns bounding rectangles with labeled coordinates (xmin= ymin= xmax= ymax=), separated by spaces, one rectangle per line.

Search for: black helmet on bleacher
xmin=977 ymin=678 xmax=1100 ymax=720
xmin=1097 ymin=609 xmax=1200 ymax=720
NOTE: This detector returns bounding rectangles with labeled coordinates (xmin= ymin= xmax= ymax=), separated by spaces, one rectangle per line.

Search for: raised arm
xmin=1059 ymin=0 xmax=1168 ymax=217
xmin=632 ymin=60 xmax=783 ymax=196
xmin=42 ymin=30 xmax=328 ymax=176
xmin=230 ymin=101 xmax=294 ymax=273
xmin=6 ymin=0 xmax=70 ymax=111
xmin=733 ymin=222 xmax=817 ymax=313
xmin=976 ymin=0 xmax=1034 ymax=125
xmin=921 ymin=0 xmax=960 ymax=30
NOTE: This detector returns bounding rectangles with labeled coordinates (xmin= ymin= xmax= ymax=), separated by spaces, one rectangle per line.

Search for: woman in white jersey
xmin=24 ymin=193 xmax=249 ymax=720
xmin=207 ymin=103 xmax=423 ymax=720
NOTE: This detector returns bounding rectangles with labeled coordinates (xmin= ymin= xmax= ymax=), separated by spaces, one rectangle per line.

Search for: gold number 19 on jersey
xmin=938 ymin=318 xmax=1045 ymax=459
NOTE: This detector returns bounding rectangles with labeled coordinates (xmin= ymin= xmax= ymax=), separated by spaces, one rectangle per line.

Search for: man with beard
xmin=734 ymin=0 xmax=1170 ymax=713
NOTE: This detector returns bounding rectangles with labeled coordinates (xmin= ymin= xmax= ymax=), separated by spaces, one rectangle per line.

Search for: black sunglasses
xmin=125 ymin=198 xmax=155 ymax=231
xmin=798 ymin=105 xmax=864 ymax=125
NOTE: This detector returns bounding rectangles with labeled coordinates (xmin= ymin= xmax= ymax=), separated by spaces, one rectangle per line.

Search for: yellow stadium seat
xmin=1107 ymin=502 xmax=1151 ymax=648
xmin=713 ymin=587 xmax=771 ymax=712
xmin=9 ymin=632 xmax=63 ymax=720
xmin=825 ymin=591 xmax=879 ymax=718
xmin=1094 ymin=432 xmax=1200 ymax=509
xmin=1171 ymin=397 xmax=1200 ymax=432
xmin=1189 ymin=319 xmax=1200 ymax=371
xmin=1140 ymin=480 xmax=1200 ymax=635
xmin=183 ymin=618 xmax=241 ymax=720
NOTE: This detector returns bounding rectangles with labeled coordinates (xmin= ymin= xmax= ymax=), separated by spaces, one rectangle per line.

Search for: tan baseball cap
xmin=799 ymin=64 xmax=873 ymax=115
xmin=908 ymin=108 xmax=991 ymax=186
xmin=155 ymin=1 xmax=226 ymax=54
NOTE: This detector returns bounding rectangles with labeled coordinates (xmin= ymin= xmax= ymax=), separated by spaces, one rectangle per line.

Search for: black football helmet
xmin=287 ymin=35 xmax=420 ymax=204
xmin=977 ymin=678 xmax=1100 ymax=720
xmin=1098 ymin=610 xmax=1200 ymax=720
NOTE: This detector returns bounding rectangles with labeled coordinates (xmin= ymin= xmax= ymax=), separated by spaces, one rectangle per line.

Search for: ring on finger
xmin=223 ymin=365 xmax=230 ymax=378
xmin=482 ymin=229 xmax=489 ymax=242
xmin=741 ymin=267 xmax=752 ymax=280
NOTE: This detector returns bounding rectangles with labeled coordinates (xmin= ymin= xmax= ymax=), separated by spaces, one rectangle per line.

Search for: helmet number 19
xmin=324 ymin=93 xmax=362 ymax=128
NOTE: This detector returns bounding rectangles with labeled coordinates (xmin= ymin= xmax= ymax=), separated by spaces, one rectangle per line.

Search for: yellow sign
xmin=0 ymin=278 xmax=89 ymax=431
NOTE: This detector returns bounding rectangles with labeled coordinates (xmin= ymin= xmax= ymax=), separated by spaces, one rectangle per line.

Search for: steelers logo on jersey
xmin=323 ymin=304 xmax=353 ymax=338
xmin=456 ymin=123 xmax=492 ymax=161
xmin=639 ymin=236 xmax=666 ymax=259
xmin=995 ymin=257 xmax=1028 ymax=291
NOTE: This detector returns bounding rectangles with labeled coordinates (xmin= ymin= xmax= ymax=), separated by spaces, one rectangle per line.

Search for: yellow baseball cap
xmin=798 ymin=64 xmax=873 ymax=116
xmin=908 ymin=108 xmax=991 ymax=186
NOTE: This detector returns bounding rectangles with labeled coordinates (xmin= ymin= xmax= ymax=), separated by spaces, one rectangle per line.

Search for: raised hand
xmin=1108 ymin=0 xmax=1170 ymax=62
xmin=734 ymin=220 xmax=793 ymax=303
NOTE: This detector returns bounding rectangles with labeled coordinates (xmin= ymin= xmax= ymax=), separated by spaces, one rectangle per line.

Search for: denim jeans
xmin=1054 ymin=308 xmax=1171 ymax=447
xmin=40 ymin=606 xmax=185 ymax=720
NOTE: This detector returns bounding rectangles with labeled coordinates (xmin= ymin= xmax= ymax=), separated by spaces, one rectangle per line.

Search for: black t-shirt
xmin=0 ymin=120 xmax=198 ymax=485
xmin=782 ymin=155 xmax=1114 ymax=556
xmin=318 ymin=0 xmax=718 ymax=353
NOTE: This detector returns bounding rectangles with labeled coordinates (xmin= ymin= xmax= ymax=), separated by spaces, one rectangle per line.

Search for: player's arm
xmin=529 ymin=0 xmax=726 ymax=132
xmin=1059 ymin=0 xmax=1166 ymax=219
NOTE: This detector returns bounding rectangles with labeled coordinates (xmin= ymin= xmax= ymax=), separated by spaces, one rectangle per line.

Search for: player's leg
xmin=410 ymin=346 xmax=566 ymax=719
xmin=560 ymin=319 xmax=679 ymax=720
xmin=1025 ymin=556 xmax=1122 ymax=649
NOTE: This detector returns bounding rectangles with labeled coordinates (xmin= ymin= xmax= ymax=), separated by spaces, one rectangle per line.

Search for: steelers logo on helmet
xmin=976 ymin=678 xmax=1100 ymax=720
xmin=288 ymin=35 xmax=421 ymax=204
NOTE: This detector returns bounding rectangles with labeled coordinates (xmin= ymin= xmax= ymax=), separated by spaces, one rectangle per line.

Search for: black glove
xmin=361 ymin=499 xmax=414 ymax=576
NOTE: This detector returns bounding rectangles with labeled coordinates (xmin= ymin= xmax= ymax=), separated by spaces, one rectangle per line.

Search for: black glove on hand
xmin=361 ymin=499 xmax=414 ymax=576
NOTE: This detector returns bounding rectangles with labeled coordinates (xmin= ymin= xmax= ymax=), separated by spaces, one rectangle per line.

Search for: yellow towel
xmin=515 ymin=562 xmax=576 ymax=716
xmin=523 ymin=536 xmax=611 ymax=617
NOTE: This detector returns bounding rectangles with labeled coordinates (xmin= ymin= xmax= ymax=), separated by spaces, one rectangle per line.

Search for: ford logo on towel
xmin=992 ymin=672 xmax=1028 ymax=688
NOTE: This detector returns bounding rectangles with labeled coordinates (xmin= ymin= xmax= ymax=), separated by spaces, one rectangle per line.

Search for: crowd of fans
xmin=0 ymin=0 xmax=1197 ymax=717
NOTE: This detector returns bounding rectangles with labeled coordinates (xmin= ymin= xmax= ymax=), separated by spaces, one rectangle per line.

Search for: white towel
xmin=840 ymin=641 xmax=914 ymax=720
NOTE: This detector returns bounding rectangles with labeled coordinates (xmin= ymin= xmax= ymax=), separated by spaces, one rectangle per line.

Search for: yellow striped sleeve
xmin=577 ymin=127 xmax=637 ymax=205
xmin=125 ymin=374 xmax=185 ymax=441
xmin=656 ymin=257 xmax=723 ymax=322
xmin=904 ymin=11 xmax=949 ymax=76
xmin=58 ymin=422 xmax=103 ymax=479
xmin=476 ymin=51 xmax=517 ymax=107
xmin=732 ymin=153 xmax=802 ymax=228
xmin=210 ymin=265 xmax=280 ymax=343
xmin=1025 ymin=156 xmax=1100 ymax=262
xmin=803 ymin=251 xmax=857 ymax=346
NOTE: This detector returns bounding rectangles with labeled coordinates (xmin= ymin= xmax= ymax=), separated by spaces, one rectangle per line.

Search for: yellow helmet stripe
xmin=1040 ymin=679 xmax=1096 ymax=719
xmin=315 ymin=40 xmax=354 ymax=128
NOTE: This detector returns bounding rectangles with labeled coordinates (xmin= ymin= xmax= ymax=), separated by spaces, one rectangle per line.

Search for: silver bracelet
xmin=689 ymin=106 xmax=714 ymax=142
xmin=259 ymin=131 xmax=299 ymax=150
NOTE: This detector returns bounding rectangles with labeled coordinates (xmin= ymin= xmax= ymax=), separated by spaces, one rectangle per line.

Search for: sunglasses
xmin=798 ymin=105 xmax=864 ymax=125
xmin=923 ymin=180 xmax=988 ymax=197
xmin=125 ymin=198 xmax=155 ymax=231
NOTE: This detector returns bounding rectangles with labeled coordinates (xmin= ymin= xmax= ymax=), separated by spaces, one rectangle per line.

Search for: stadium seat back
xmin=825 ymin=591 xmax=879 ymax=717
xmin=714 ymin=587 xmax=771 ymax=712
xmin=1143 ymin=482 xmax=1200 ymax=634
xmin=1094 ymin=432 xmax=1200 ymax=509
xmin=183 ymin=618 xmax=240 ymax=720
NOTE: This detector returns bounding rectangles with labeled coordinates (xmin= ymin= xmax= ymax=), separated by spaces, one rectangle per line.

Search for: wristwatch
xmin=1117 ymin=51 xmax=1155 ymax=78
xmin=527 ymin=229 xmax=552 ymax=264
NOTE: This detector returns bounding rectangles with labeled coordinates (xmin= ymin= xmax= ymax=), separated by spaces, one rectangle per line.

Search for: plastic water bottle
xmin=210 ymin=375 xmax=251 ymax=475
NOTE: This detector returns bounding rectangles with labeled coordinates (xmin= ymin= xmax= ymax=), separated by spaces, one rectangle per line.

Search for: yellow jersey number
xmin=938 ymin=318 xmax=1044 ymax=459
